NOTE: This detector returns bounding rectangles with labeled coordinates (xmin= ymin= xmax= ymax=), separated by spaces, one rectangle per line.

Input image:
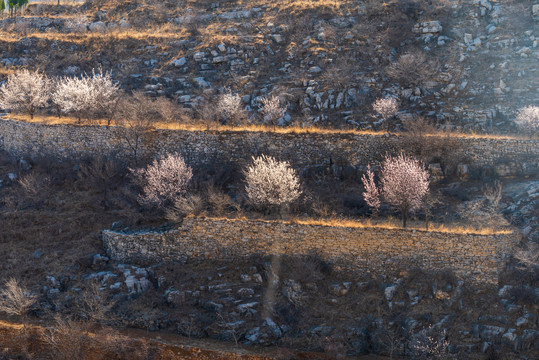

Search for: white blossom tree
xmin=244 ymin=155 xmax=302 ymax=214
xmin=0 ymin=69 xmax=50 ymax=119
xmin=361 ymin=165 xmax=380 ymax=216
xmin=216 ymin=91 xmax=246 ymax=125
xmin=515 ymin=105 xmax=539 ymax=134
xmin=364 ymin=153 xmax=429 ymax=228
xmin=372 ymin=97 xmax=399 ymax=130
xmin=52 ymin=69 xmax=120 ymax=122
xmin=260 ymin=95 xmax=287 ymax=128
xmin=131 ymin=152 xmax=193 ymax=208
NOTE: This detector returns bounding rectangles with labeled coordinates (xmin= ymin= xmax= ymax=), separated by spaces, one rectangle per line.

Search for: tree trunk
xmin=402 ymin=210 xmax=407 ymax=228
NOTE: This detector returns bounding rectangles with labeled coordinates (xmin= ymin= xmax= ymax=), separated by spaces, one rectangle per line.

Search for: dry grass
xmin=0 ymin=28 xmax=187 ymax=44
xmin=6 ymin=113 xmax=387 ymax=136
xmin=189 ymin=215 xmax=513 ymax=236
xmin=6 ymin=114 xmax=531 ymax=140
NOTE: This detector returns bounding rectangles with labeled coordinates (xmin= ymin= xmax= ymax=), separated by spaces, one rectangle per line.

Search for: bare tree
xmin=0 ymin=69 xmax=50 ymax=119
xmin=244 ymin=155 xmax=302 ymax=215
xmin=387 ymin=52 xmax=438 ymax=88
xmin=52 ymin=69 xmax=120 ymax=122
xmin=260 ymin=95 xmax=287 ymax=128
xmin=131 ymin=152 xmax=193 ymax=208
xmin=0 ymin=278 xmax=36 ymax=322
xmin=515 ymin=105 xmax=539 ymax=134
xmin=153 ymin=95 xmax=188 ymax=125
xmin=114 ymin=92 xmax=157 ymax=165
xmin=361 ymin=165 xmax=381 ymax=216
xmin=216 ymin=91 xmax=247 ymax=125
xmin=366 ymin=153 xmax=430 ymax=228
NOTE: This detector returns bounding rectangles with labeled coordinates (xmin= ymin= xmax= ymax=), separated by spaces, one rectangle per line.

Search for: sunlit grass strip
xmin=7 ymin=114 xmax=532 ymax=140
xmin=189 ymin=215 xmax=513 ymax=236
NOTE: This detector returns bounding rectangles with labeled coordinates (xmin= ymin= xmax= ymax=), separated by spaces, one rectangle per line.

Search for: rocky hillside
xmin=0 ymin=0 xmax=538 ymax=131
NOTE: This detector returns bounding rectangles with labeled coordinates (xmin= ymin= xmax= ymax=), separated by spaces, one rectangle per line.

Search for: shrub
xmin=410 ymin=326 xmax=455 ymax=359
xmin=244 ymin=155 xmax=302 ymax=214
xmin=515 ymin=106 xmax=539 ymax=134
xmin=0 ymin=278 xmax=35 ymax=321
xmin=0 ymin=69 xmax=50 ymax=119
xmin=131 ymin=152 xmax=192 ymax=208
xmin=387 ymin=52 xmax=438 ymax=88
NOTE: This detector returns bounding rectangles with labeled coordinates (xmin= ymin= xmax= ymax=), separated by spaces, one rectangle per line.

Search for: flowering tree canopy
xmin=361 ymin=165 xmax=381 ymax=214
xmin=372 ymin=97 xmax=399 ymax=120
xmin=52 ymin=69 xmax=120 ymax=121
xmin=244 ymin=155 xmax=302 ymax=210
xmin=515 ymin=106 xmax=539 ymax=134
xmin=380 ymin=153 xmax=430 ymax=227
xmin=0 ymin=69 xmax=50 ymax=119
xmin=216 ymin=92 xmax=245 ymax=125
xmin=363 ymin=153 xmax=429 ymax=227
xmin=131 ymin=152 xmax=193 ymax=208
xmin=260 ymin=95 xmax=286 ymax=127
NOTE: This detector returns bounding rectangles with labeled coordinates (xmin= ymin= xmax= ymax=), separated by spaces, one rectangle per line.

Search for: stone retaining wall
xmin=1 ymin=119 xmax=538 ymax=176
xmin=102 ymin=218 xmax=518 ymax=284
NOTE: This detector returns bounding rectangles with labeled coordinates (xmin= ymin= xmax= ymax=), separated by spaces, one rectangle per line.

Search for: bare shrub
xmin=42 ymin=315 xmax=149 ymax=360
xmin=131 ymin=152 xmax=193 ymax=208
xmin=0 ymin=278 xmax=36 ymax=321
xmin=410 ymin=326 xmax=455 ymax=359
xmin=515 ymin=106 xmax=539 ymax=134
xmin=244 ymin=155 xmax=302 ymax=215
xmin=76 ymin=281 xmax=115 ymax=326
xmin=18 ymin=171 xmax=51 ymax=198
xmin=0 ymin=69 xmax=50 ymax=119
xmin=77 ymin=156 xmax=126 ymax=209
xmin=387 ymin=52 xmax=438 ymax=88
xmin=52 ymin=69 xmax=120 ymax=122
xmin=165 ymin=194 xmax=205 ymax=224
xmin=260 ymin=95 xmax=287 ymax=127
xmin=401 ymin=117 xmax=463 ymax=172
xmin=206 ymin=184 xmax=240 ymax=216
xmin=153 ymin=95 xmax=188 ymax=125
xmin=515 ymin=243 xmax=539 ymax=270
xmin=459 ymin=181 xmax=509 ymax=230
xmin=42 ymin=316 xmax=89 ymax=360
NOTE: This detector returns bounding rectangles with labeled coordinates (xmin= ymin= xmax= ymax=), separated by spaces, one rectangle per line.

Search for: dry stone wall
xmin=103 ymin=218 xmax=518 ymax=284
xmin=0 ymin=119 xmax=537 ymax=177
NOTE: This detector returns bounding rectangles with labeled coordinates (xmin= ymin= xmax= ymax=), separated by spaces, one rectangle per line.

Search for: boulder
xmin=172 ymin=57 xmax=187 ymax=67
xmin=89 ymin=21 xmax=106 ymax=32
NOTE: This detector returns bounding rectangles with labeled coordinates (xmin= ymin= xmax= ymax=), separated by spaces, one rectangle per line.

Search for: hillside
xmin=0 ymin=1 xmax=538 ymax=359
xmin=0 ymin=0 xmax=537 ymax=131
